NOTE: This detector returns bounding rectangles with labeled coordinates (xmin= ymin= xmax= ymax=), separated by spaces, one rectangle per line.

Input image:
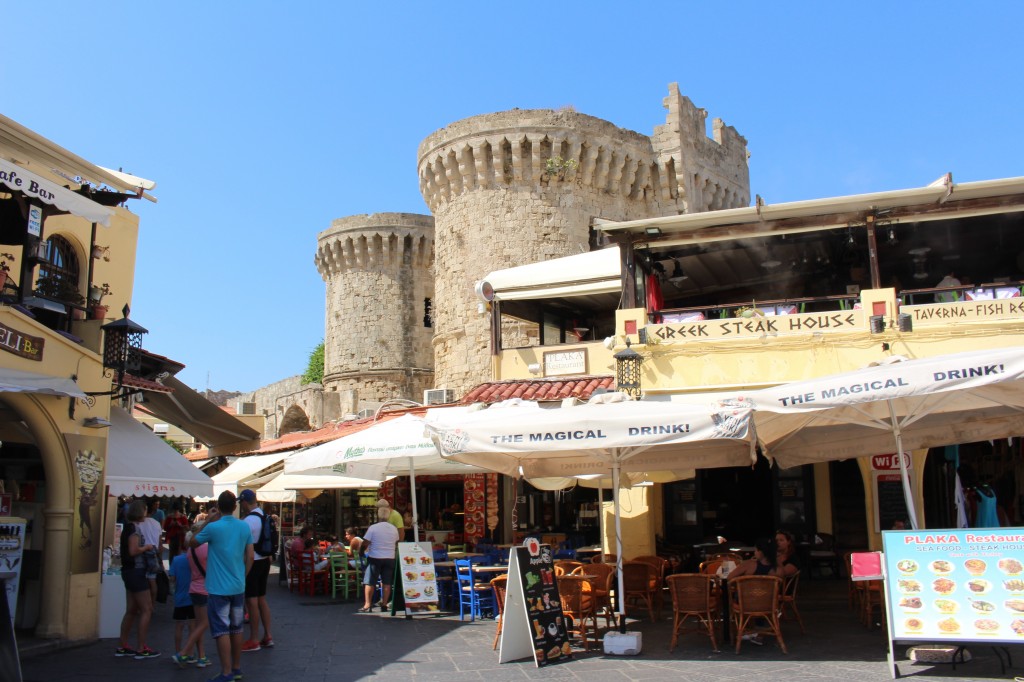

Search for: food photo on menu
xmin=885 ymin=531 xmax=1024 ymax=642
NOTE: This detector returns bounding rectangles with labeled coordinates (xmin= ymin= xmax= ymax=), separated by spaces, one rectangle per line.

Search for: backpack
xmin=245 ymin=508 xmax=278 ymax=558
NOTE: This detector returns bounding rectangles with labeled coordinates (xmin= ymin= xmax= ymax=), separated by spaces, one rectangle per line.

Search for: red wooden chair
xmin=298 ymin=550 xmax=329 ymax=596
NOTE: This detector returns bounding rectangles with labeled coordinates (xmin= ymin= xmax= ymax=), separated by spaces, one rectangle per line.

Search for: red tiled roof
xmin=461 ymin=375 xmax=615 ymax=404
xmin=122 ymin=374 xmax=174 ymax=393
xmin=227 ymin=406 xmax=430 ymax=458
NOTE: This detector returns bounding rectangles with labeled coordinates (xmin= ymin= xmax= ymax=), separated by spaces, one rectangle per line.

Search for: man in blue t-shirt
xmin=191 ymin=491 xmax=253 ymax=682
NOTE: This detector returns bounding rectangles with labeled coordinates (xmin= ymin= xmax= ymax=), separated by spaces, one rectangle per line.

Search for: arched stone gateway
xmin=279 ymin=404 xmax=311 ymax=436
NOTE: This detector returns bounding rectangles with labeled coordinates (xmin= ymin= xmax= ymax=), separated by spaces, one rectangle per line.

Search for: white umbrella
xmin=424 ymin=396 xmax=755 ymax=632
xmin=284 ymin=412 xmax=489 ymax=541
xmin=254 ymin=471 xmax=383 ymax=503
xmin=746 ymin=346 xmax=1024 ymax=530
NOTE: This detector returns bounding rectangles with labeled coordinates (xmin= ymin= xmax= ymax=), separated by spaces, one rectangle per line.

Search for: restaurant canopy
xmin=478 ymin=247 xmax=620 ymax=301
xmin=0 ymin=367 xmax=86 ymax=398
xmin=746 ymin=346 xmax=1024 ymax=529
xmin=254 ymin=471 xmax=383 ymax=503
xmin=0 ymin=157 xmax=115 ymax=226
xmin=138 ymin=375 xmax=260 ymax=454
xmin=196 ymin=452 xmax=288 ymax=502
xmin=105 ymin=407 xmax=213 ymax=498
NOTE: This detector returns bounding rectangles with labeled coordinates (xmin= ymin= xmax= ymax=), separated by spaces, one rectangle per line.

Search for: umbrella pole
xmin=408 ymin=457 xmax=420 ymax=543
xmin=598 ymin=485 xmax=605 ymax=555
xmin=612 ymin=459 xmax=626 ymax=634
xmin=887 ymin=400 xmax=920 ymax=530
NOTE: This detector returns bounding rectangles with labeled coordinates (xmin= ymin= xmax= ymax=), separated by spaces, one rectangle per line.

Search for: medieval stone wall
xmin=315 ymin=213 xmax=435 ymax=410
xmin=234 ymin=376 xmax=341 ymax=440
xmin=417 ymin=83 xmax=750 ymax=395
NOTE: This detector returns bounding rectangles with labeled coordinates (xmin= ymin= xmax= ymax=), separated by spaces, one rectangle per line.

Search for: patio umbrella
xmin=746 ymin=346 xmax=1024 ymax=530
xmin=424 ymin=396 xmax=755 ymax=632
xmin=284 ymin=412 xmax=490 ymax=542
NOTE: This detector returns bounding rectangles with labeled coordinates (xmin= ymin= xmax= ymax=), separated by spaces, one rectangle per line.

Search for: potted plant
xmin=88 ymin=283 xmax=112 ymax=320
xmin=0 ymin=253 xmax=15 ymax=291
xmin=35 ymin=275 xmax=86 ymax=306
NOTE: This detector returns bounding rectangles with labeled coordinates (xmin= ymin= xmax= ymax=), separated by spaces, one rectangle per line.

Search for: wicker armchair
xmin=557 ymin=574 xmax=599 ymax=650
xmin=730 ymin=575 xmax=787 ymax=654
xmin=666 ymin=573 xmax=720 ymax=652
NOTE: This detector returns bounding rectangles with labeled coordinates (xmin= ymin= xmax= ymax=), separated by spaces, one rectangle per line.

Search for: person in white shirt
xmin=357 ymin=507 xmax=400 ymax=613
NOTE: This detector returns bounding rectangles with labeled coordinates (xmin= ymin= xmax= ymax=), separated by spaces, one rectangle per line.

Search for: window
xmin=37 ymin=234 xmax=80 ymax=299
xmin=423 ymin=297 xmax=433 ymax=328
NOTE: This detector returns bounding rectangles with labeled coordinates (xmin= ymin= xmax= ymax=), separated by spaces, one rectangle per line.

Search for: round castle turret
xmin=418 ymin=84 xmax=750 ymax=396
xmin=315 ymin=213 xmax=435 ymax=411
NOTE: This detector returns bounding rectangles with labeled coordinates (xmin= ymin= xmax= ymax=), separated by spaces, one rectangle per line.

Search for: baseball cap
xmin=239 ymin=489 xmax=257 ymax=503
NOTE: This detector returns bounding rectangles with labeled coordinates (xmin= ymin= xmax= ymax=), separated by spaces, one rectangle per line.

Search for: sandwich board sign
xmin=391 ymin=542 xmax=440 ymax=617
xmin=498 ymin=539 xmax=571 ymax=666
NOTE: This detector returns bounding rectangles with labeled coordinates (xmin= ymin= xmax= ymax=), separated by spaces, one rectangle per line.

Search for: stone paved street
xmin=19 ymin=576 xmax=1019 ymax=681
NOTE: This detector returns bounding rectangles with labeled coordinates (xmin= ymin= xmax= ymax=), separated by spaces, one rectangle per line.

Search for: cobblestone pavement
xmin=18 ymin=575 xmax=1019 ymax=681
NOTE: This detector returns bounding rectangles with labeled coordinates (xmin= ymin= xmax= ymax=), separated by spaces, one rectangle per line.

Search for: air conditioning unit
xmin=153 ymin=423 xmax=169 ymax=436
xmin=423 ymin=388 xmax=455 ymax=406
xmin=237 ymin=401 xmax=257 ymax=415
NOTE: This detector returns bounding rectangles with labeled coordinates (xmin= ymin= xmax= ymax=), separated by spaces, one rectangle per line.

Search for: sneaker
xmin=232 ymin=668 xmax=244 ymax=680
xmin=170 ymin=653 xmax=192 ymax=668
xmin=207 ymin=675 xmax=234 ymax=682
xmin=194 ymin=656 xmax=211 ymax=668
xmin=741 ymin=633 xmax=764 ymax=646
xmin=114 ymin=646 xmax=137 ymax=657
xmin=259 ymin=637 xmax=274 ymax=648
xmin=240 ymin=639 xmax=261 ymax=652
xmin=134 ymin=647 xmax=162 ymax=659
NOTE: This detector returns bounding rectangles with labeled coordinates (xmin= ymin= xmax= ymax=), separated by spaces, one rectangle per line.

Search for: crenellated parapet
xmin=651 ymin=82 xmax=750 ymax=212
xmin=315 ymin=212 xmax=434 ymax=279
xmin=417 ymin=110 xmax=679 ymax=213
xmin=316 ymin=212 xmax=435 ymax=408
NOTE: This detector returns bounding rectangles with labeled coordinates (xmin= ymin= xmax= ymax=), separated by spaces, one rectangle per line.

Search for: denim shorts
xmin=206 ymin=593 xmax=244 ymax=638
xmin=363 ymin=557 xmax=395 ymax=587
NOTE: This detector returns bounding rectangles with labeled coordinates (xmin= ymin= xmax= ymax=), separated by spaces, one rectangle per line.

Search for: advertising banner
xmin=882 ymin=528 xmax=1024 ymax=644
xmin=394 ymin=542 xmax=439 ymax=616
xmin=0 ymin=518 xmax=26 ymax=623
xmin=498 ymin=541 xmax=571 ymax=666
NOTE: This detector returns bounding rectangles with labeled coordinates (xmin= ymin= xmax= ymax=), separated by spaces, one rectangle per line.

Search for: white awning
xmin=204 ymin=452 xmax=288 ymax=501
xmin=254 ymin=471 xmax=382 ymax=503
xmin=479 ymin=247 xmax=621 ymax=301
xmin=0 ymin=158 xmax=115 ymax=226
xmin=106 ymin=407 xmax=214 ymax=498
xmin=0 ymin=368 xmax=85 ymax=398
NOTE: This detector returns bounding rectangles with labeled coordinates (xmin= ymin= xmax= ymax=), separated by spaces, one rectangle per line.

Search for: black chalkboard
xmin=0 ymin=578 xmax=22 ymax=682
xmin=877 ymin=477 xmax=910 ymax=532
xmin=512 ymin=545 xmax=571 ymax=666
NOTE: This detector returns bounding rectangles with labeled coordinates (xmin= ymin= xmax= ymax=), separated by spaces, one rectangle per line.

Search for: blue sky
xmin=4 ymin=2 xmax=1022 ymax=392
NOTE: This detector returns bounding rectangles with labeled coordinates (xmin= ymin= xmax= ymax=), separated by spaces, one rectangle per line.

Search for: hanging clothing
xmin=975 ymin=486 xmax=1000 ymax=528
xmin=645 ymin=273 xmax=664 ymax=324
xmin=953 ymin=473 xmax=969 ymax=529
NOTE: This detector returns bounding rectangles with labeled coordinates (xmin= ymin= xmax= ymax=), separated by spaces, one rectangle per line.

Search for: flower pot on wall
xmin=90 ymin=304 xmax=108 ymax=321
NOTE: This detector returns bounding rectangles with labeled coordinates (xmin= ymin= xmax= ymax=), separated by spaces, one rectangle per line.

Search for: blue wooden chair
xmin=455 ymin=558 xmax=495 ymax=621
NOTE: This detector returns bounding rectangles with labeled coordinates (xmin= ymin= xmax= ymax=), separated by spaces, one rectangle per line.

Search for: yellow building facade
xmin=485 ymin=177 xmax=1024 ymax=558
xmin=0 ymin=114 xmax=154 ymax=641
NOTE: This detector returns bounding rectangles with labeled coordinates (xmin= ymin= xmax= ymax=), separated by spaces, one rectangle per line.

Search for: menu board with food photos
xmin=882 ymin=529 xmax=1024 ymax=645
xmin=394 ymin=542 xmax=440 ymax=616
xmin=497 ymin=540 xmax=571 ymax=667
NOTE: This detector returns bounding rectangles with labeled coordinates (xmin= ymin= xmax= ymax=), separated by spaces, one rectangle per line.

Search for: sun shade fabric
xmin=105 ymin=407 xmax=213 ymax=498
xmin=746 ymin=346 xmax=1024 ymax=468
xmin=424 ymin=399 xmax=755 ymax=479
xmin=284 ymin=411 xmax=489 ymax=479
xmin=254 ymin=471 xmax=382 ymax=503
xmin=479 ymin=247 xmax=621 ymax=301
xmin=0 ymin=158 xmax=115 ymax=226
xmin=138 ymin=375 xmax=260 ymax=449
xmin=0 ymin=367 xmax=86 ymax=398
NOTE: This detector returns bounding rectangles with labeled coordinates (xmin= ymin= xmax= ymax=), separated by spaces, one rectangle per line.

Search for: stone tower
xmin=315 ymin=213 xmax=435 ymax=413
xmin=417 ymin=82 xmax=749 ymax=395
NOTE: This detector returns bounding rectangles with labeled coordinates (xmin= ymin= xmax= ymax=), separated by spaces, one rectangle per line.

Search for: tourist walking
xmin=190 ymin=491 xmax=254 ymax=682
xmin=239 ymin=488 xmax=275 ymax=651
xmin=358 ymin=506 xmax=400 ymax=613
xmin=116 ymin=500 xmax=160 ymax=659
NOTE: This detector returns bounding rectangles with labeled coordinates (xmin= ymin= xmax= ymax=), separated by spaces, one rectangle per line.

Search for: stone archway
xmin=3 ymin=393 xmax=75 ymax=639
xmin=278 ymin=404 xmax=311 ymax=436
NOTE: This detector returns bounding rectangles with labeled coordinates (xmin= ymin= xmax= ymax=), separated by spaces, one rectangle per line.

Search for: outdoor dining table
xmin=575 ymin=545 xmax=603 ymax=560
xmin=448 ymin=552 xmax=486 ymax=559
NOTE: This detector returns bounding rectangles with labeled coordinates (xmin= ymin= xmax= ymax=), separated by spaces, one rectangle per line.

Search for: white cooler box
xmin=603 ymin=631 xmax=642 ymax=655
